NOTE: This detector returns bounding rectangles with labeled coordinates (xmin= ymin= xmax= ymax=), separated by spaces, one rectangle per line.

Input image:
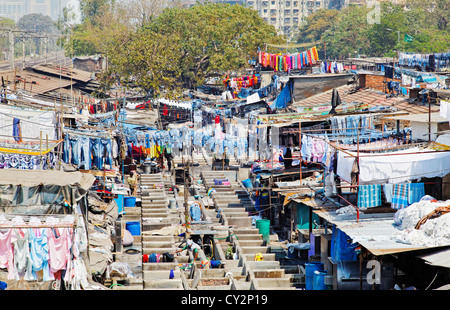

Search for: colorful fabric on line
xmin=258 ymin=47 xmax=319 ymax=72
xmin=408 ymin=183 xmax=425 ymax=204
xmin=391 ymin=183 xmax=409 ymax=210
xmin=357 ymin=184 xmax=382 ymax=208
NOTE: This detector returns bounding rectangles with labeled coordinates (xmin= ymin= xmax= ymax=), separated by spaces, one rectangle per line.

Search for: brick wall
xmin=359 ymin=73 xmax=401 ymax=92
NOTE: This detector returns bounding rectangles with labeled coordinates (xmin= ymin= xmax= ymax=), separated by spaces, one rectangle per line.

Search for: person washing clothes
xmin=171 ymin=239 xmax=205 ymax=262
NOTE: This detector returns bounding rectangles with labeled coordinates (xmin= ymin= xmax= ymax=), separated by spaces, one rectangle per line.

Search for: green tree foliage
xmin=0 ymin=17 xmax=14 ymax=60
xmin=107 ymin=2 xmax=284 ymax=94
xmin=108 ymin=27 xmax=183 ymax=94
xmin=297 ymin=9 xmax=339 ymax=44
xmin=297 ymin=0 xmax=450 ymax=59
xmin=17 ymin=13 xmax=57 ymax=55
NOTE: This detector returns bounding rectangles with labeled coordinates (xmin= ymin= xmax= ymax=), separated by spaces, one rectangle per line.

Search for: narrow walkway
xmin=120 ymin=148 xmax=299 ymax=290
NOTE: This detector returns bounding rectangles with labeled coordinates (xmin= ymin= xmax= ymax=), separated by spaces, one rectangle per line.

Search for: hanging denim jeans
xmin=78 ymin=136 xmax=91 ymax=170
xmin=62 ymin=135 xmax=70 ymax=163
xmin=91 ymin=138 xmax=112 ymax=169
xmin=100 ymin=138 xmax=113 ymax=168
xmin=91 ymin=138 xmax=102 ymax=168
xmin=69 ymin=136 xmax=80 ymax=165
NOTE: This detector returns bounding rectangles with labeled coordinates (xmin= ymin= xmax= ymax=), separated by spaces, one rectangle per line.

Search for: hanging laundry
xmin=48 ymin=227 xmax=72 ymax=279
xmin=383 ymin=184 xmax=393 ymax=203
xmin=357 ymin=184 xmax=382 ymax=208
xmin=391 ymin=183 xmax=409 ymax=210
xmin=408 ymin=183 xmax=425 ymax=204
xmin=258 ymin=46 xmax=319 ymax=71
xmin=12 ymin=118 xmax=22 ymax=143
xmin=0 ymin=229 xmax=16 ymax=280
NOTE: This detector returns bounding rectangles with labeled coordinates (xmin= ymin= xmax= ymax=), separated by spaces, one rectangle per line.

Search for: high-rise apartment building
xmin=244 ymin=0 xmax=330 ymax=38
xmin=0 ymin=0 xmax=70 ymax=22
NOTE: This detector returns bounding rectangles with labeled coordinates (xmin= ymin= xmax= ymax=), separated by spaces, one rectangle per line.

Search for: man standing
xmin=164 ymin=142 xmax=173 ymax=171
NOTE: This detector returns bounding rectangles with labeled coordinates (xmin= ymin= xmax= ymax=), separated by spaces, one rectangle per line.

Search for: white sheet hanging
xmin=337 ymin=147 xmax=450 ymax=184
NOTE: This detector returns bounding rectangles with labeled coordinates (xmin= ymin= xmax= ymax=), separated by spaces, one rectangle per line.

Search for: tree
xmin=108 ymin=27 xmax=183 ymax=94
xmin=17 ymin=13 xmax=57 ymax=55
xmin=297 ymin=9 xmax=339 ymax=44
xmin=321 ymin=5 xmax=372 ymax=59
xmin=366 ymin=2 xmax=409 ymax=56
xmin=0 ymin=17 xmax=14 ymax=60
xmin=141 ymin=3 xmax=284 ymax=90
xmin=296 ymin=1 xmax=450 ymax=59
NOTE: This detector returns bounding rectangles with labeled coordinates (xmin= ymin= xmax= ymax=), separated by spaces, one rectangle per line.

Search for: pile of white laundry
xmin=392 ymin=196 xmax=450 ymax=247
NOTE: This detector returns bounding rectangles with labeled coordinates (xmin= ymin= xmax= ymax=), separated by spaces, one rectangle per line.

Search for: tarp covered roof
xmin=0 ymin=169 xmax=95 ymax=191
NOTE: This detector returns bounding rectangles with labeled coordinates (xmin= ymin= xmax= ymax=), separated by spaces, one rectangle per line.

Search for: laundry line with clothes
xmin=258 ymin=46 xmax=320 ymax=72
xmin=0 ymin=106 xmax=57 ymax=143
xmin=0 ymin=213 xmax=89 ymax=289
xmin=62 ymin=128 xmax=116 ymax=171
xmin=336 ymin=146 xmax=450 ymax=186
xmin=398 ymin=52 xmax=450 ymax=71
xmin=320 ymin=61 xmax=345 ymax=74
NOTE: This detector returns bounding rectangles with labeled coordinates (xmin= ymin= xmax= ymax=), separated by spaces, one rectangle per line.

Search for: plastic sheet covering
xmin=331 ymin=225 xmax=358 ymax=262
xmin=0 ymin=170 xmax=95 ymax=212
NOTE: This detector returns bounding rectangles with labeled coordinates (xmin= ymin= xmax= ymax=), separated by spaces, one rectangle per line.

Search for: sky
xmin=66 ymin=0 xmax=81 ymax=24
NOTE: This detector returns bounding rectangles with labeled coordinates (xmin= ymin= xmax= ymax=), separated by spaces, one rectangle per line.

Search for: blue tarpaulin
xmin=270 ymin=80 xmax=293 ymax=110
xmin=331 ymin=225 xmax=358 ymax=261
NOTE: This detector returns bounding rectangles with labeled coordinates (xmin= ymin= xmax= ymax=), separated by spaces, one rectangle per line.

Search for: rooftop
xmin=292 ymin=84 xmax=440 ymax=115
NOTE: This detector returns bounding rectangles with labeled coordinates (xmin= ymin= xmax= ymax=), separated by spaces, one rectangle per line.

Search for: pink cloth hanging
xmin=48 ymin=228 xmax=72 ymax=276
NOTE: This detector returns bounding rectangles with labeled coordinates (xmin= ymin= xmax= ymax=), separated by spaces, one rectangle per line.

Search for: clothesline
xmin=0 ymin=139 xmax=62 ymax=156
xmin=258 ymin=46 xmax=320 ymax=72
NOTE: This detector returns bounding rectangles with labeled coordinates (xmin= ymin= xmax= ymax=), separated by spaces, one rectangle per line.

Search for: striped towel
xmin=408 ymin=183 xmax=425 ymax=204
xmin=391 ymin=183 xmax=409 ymax=210
xmin=357 ymin=184 xmax=382 ymax=208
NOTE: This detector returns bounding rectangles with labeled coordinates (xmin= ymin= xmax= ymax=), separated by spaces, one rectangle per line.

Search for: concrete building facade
xmin=0 ymin=0 xmax=70 ymax=22
xmin=243 ymin=0 xmax=331 ymax=38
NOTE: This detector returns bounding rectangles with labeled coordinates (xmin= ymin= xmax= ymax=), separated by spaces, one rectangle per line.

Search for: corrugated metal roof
xmin=0 ymin=69 xmax=75 ymax=95
xmin=31 ymin=64 xmax=92 ymax=83
xmin=313 ymin=208 xmax=429 ymax=256
xmin=292 ymin=84 xmax=440 ymax=115
xmin=417 ymin=247 xmax=450 ymax=268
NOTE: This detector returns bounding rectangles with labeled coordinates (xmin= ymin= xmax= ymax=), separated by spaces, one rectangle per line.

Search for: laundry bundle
xmin=258 ymin=46 xmax=319 ymax=72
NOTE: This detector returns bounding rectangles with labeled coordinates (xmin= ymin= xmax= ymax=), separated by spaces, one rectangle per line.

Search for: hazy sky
xmin=66 ymin=0 xmax=81 ymax=24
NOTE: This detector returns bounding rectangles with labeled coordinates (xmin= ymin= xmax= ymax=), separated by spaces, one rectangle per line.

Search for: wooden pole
xmin=40 ymin=131 xmax=42 ymax=169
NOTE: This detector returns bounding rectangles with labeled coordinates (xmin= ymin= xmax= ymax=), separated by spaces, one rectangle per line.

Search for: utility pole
xmin=22 ymin=38 xmax=25 ymax=69
xmin=9 ymin=30 xmax=14 ymax=70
